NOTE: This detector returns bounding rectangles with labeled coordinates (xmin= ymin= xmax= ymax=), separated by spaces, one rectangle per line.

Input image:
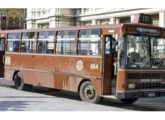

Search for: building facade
xmin=26 ymin=8 xmax=165 ymax=29
xmin=26 ymin=8 xmax=76 ymax=29
xmin=79 ymin=8 xmax=165 ymax=27
xmin=0 ymin=8 xmax=25 ymax=30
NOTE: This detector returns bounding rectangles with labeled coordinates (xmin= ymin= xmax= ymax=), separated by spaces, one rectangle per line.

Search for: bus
xmin=1 ymin=13 xmax=165 ymax=104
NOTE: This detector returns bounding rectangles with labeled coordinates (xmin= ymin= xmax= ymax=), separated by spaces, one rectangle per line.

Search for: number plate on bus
xmin=148 ymin=92 xmax=155 ymax=97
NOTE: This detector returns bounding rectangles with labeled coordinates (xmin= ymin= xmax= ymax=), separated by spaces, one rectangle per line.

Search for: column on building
xmin=49 ymin=17 xmax=56 ymax=28
xmin=109 ymin=17 xmax=115 ymax=24
xmin=92 ymin=8 xmax=95 ymax=13
xmin=81 ymin=8 xmax=84 ymax=15
xmin=131 ymin=15 xmax=136 ymax=23
xmin=76 ymin=20 xmax=80 ymax=26
xmin=97 ymin=20 xmax=101 ymax=25
xmin=26 ymin=21 xmax=35 ymax=29
xmin=91 ymin=19 xmax=96 ymax=25
xmin=115 ymin=18 xmax=120 ymax=24
xmin=159 ymin=11 xmax=165 ymax=27
xmin=26 ymin=8 xmax=34 ymax=29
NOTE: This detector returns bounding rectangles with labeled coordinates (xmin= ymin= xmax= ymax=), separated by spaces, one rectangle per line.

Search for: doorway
xmin=103 ymin=35 xmax=117 ymax=95
xmin=0 ymin=38 xmax=5 ymax=77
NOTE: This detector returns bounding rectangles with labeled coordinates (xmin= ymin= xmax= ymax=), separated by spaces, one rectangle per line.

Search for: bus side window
xmin=78 ymin=29 xmax=101 ymax=56
xmin=21 ymin=32 xmax=36 ymax=53
xmin=38 ymin=31 xmax=54 ymax=54
xmin=56 ymin=30 xmax=76 ymax=55
xmin=7 ymin=33 xmax=20 ymax=52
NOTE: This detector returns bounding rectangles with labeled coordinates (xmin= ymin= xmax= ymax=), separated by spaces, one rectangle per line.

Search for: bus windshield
xmin=121 ymin=34 xmax=165 ymax=69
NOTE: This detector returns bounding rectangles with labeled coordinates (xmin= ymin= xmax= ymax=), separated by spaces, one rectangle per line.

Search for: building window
xmin=1 ymin=16 xmax=6 ymax=30
xmin=56 ymin=30 xmax=76 ymax=55
xmin=78 ymin=29 xmax=101 ymax=56
xmin=38 ymin=23 xmax=49 ymax=28
xmin=37 ymin=31 xmax=55 ymax=54
xmin=120 ymin=17 xmax=130 ymax=23
xmin=21 ymin=18 xmax=24 ymax=29
xmin=100 ymin=19 xmax=109 ymax=25
xmin=21 ymin=32 xmax=36 ymax=53
xmin=14 ymin=17 xmax=19 ymax=29
xmin=81 ymin=21 xmax=92 ymax=26
xmin=8 ymin=17 xmax=13 ymax=29
xmin=151 ymin=14 xmax=159 ymax=26
xmin=7 ymin=33 xmax=20 ymax=52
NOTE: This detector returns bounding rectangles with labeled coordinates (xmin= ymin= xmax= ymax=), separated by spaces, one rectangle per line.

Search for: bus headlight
xmin=128 ymin=83 xmax=135 ymax=89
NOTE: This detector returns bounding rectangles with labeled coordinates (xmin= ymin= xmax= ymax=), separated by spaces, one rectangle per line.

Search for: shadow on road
xmin=0 ymin=101 xmax=42 ymax=111
xmin=0 ymin=81 xmax=164 ymax=111
xmin=27 ymin=87 xmax=163 ymax=111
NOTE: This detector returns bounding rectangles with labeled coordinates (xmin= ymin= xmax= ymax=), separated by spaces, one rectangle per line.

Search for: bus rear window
xmin=78 ymin=29 xmax=101 ymax=56
xmin=7 ymin=33 xmax=20 ymax=52
xmin=21 ymin=32 xmax=36 ymax=53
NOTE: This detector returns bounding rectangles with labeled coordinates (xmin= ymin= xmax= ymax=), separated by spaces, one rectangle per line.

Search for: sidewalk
xmin=0 ymin=78 xmax=14 ymax=87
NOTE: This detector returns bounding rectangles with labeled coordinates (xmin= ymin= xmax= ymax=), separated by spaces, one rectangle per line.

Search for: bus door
xmin=103 ymin=35 xmax=117 ymax=95
xmin=0 ymin=38 xmax=5 ymax=77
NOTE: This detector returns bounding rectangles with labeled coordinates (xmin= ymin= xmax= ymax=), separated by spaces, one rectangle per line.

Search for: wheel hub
xmin=84 ymin=85 xmax=96 ymax=99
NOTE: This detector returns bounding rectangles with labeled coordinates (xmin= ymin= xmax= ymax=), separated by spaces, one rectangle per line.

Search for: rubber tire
xmin=14 ymin=72 xmax=32 ymax=90
xmin=24 ymin=84 xmax=33 ymax=91
xmin=79 ymin=81 xmax=100 ymax=103
xmin=120 ymin=98 xmax=138 ymax=104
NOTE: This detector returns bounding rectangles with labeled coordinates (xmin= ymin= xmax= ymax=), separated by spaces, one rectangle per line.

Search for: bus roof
xmin=0 ymin=23 xmax=164 ymax=33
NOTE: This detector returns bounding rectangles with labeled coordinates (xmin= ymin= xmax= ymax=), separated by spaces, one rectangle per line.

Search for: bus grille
xmin=138 ymin=82 xmax=165 ymax=89
xmin=127 ymin=73 xmax=165 ymax=79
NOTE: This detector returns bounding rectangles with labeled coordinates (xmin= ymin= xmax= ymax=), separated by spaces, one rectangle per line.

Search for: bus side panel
xmin=117 ymin=71 xmax=127 ymax=91
xmin=23 ymin=71 xmax=55 ymax=88
xmin=4 ymin=68 xmax=15 ymax=81
xmin=54 ymin=75 xmax=102 ymax=96
xmin=4 ymin=53 xmax=102 ymax=96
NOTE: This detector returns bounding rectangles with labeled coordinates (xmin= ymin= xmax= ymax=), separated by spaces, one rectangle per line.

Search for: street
xmin=0 ymin=78 xmax=165 ymax=111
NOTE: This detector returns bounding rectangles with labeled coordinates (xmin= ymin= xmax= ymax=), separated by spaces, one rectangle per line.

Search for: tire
xmin=14 ymin=72 xmax=32 ymax=90
xmin=24 ymin=84 xmax=33 ymax=91
xmin=120 ymin=98 xmax=138 ymax=104
xmin=79 ymin=81 xmax=100 ymax=103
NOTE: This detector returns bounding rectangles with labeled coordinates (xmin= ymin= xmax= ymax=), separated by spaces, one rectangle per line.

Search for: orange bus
xmin=1 ymin=14 xmax=165 ymax=104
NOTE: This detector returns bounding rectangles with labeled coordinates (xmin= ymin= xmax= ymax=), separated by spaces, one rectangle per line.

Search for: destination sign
xmin=136 ymin=27 xmax=161 ymax=35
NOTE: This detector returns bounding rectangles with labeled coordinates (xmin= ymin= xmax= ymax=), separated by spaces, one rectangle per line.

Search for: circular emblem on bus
xmin=76 ymin=60 xmax=83 ymax=71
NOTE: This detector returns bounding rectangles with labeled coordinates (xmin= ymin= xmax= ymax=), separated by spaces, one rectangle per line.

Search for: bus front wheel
xmin=79 ymin=81 xmax=100 ymax=103
xmin=120 ymin=98 xmax=138 ymax=104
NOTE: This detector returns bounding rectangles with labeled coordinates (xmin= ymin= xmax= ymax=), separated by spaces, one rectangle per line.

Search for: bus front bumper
xmin=117 ymin=90 xmax=165 ymax=99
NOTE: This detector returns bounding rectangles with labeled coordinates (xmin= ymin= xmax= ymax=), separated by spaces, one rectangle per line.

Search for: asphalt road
xmin=0 ymin=78 xmax=165 ymax=111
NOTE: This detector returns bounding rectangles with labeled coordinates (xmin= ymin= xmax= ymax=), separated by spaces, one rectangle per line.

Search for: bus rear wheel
xmin=79 ymin=81 xmax=100 ymax=103
xmin=120 ymin=98 xmax=138 ymax=104
xmin=14 ymin=72 xmax=32 ymax=90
